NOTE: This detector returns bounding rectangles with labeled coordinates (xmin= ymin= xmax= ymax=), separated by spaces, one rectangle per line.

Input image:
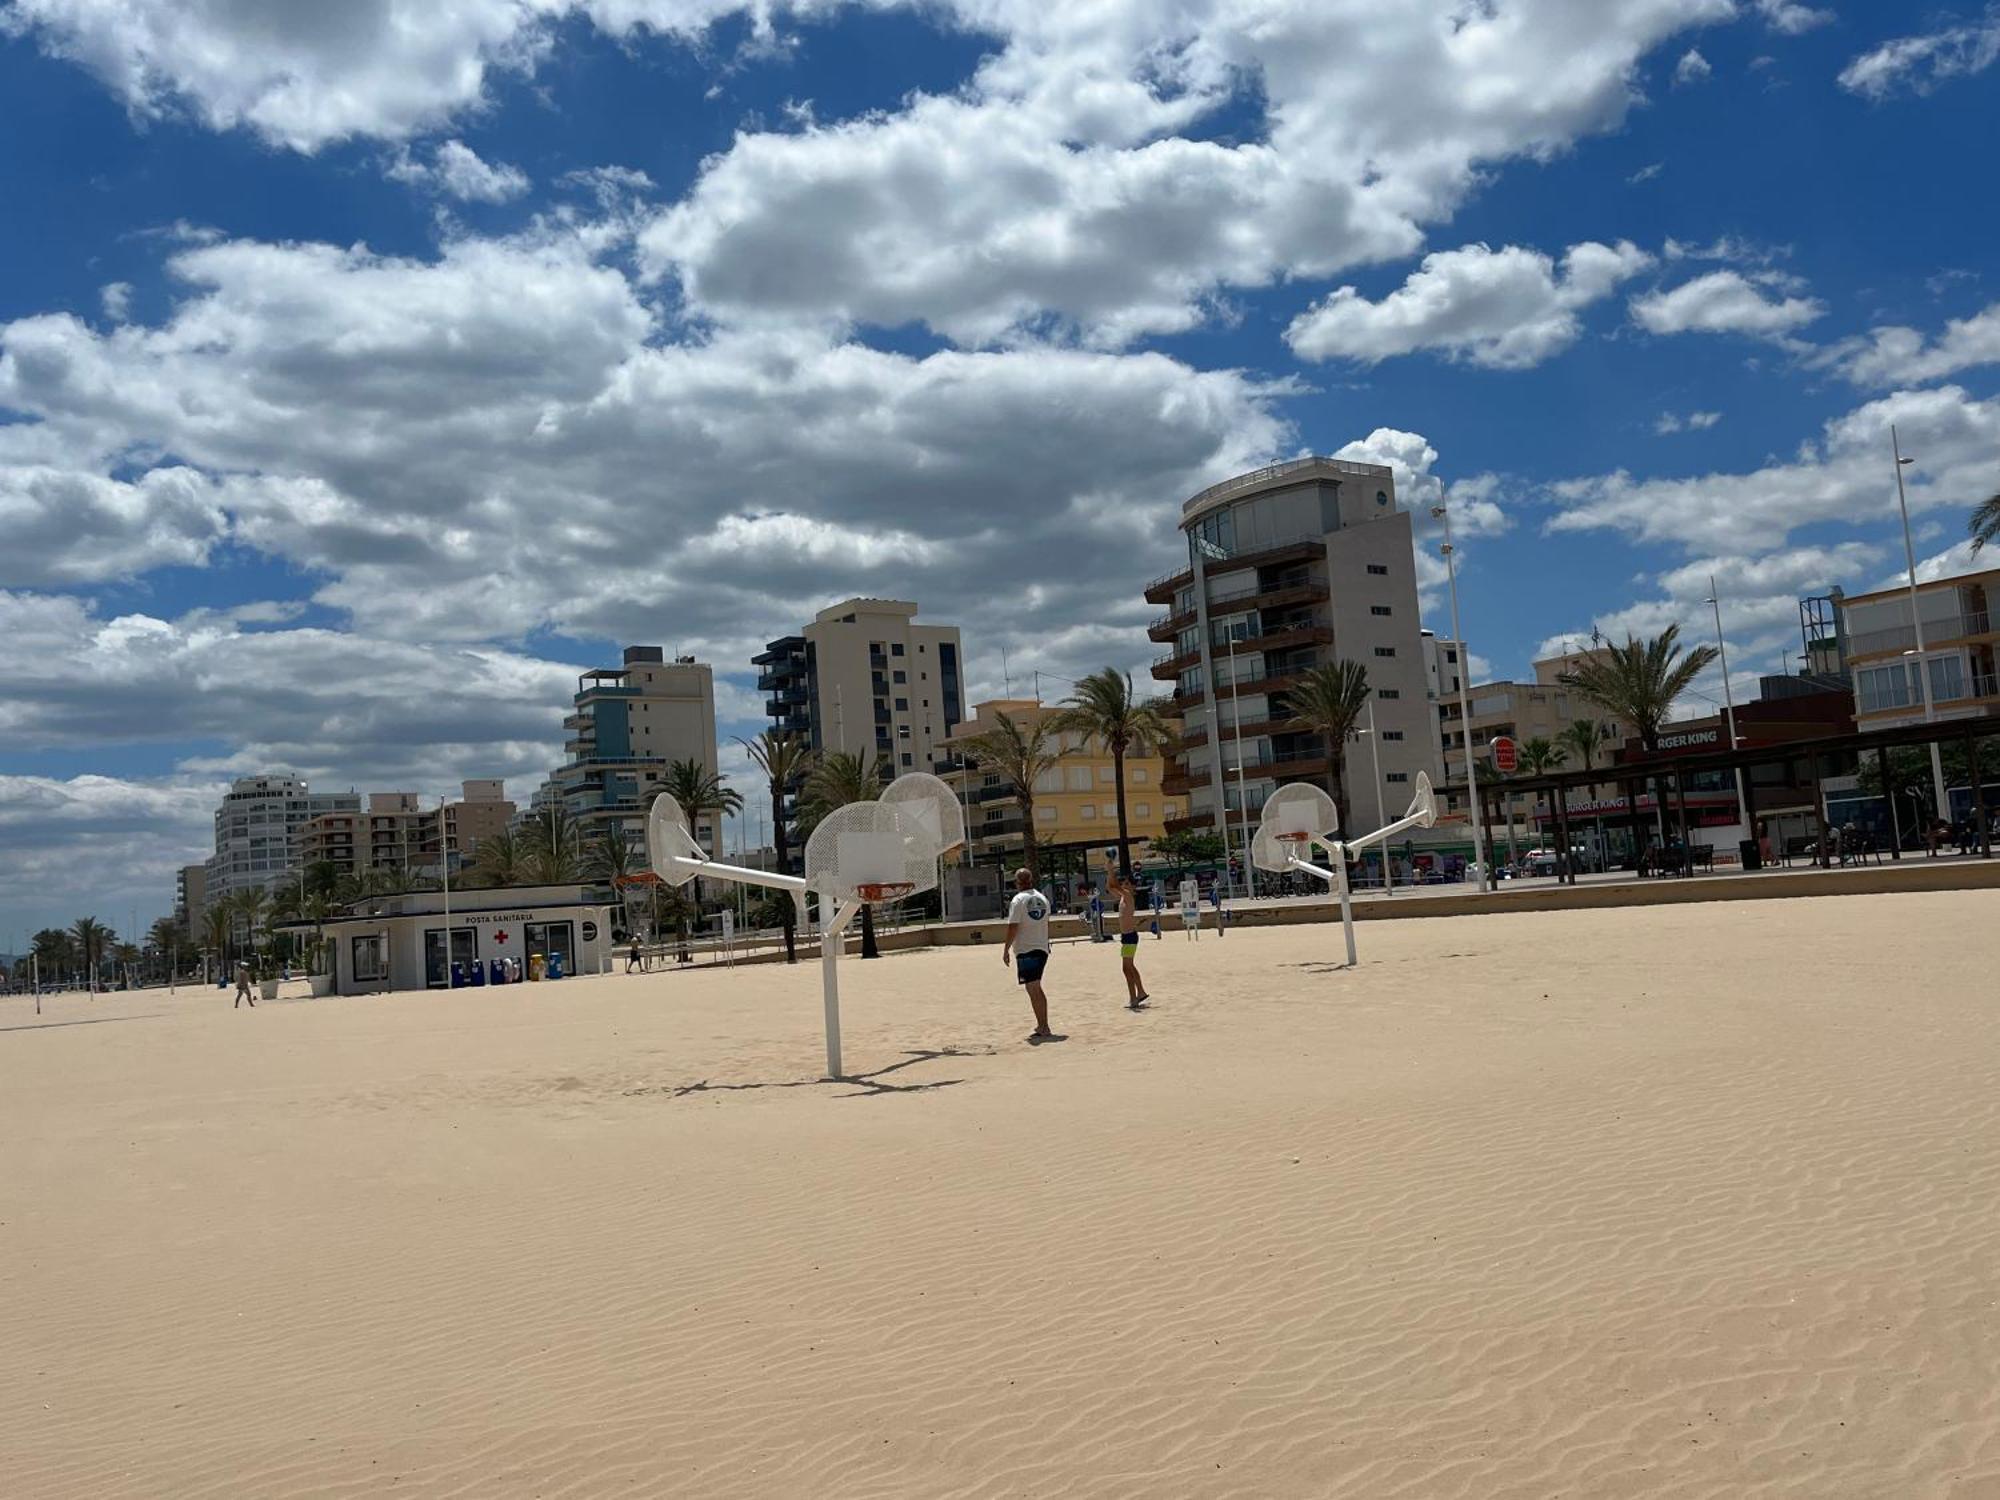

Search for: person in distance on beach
xmin=1001 ymin=867 xmax=1059 ymax=1043
xmin=1106 ymin=867 xmax=1150 ymax=1010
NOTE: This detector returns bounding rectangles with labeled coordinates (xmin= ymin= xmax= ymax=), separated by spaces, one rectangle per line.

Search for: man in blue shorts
xmin=1001 ymin=867 xmax=1058 ymax=1043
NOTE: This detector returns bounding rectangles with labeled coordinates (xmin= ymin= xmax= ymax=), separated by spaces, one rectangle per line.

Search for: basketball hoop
xmin=855 ymin=881 xmax=916 ymax=904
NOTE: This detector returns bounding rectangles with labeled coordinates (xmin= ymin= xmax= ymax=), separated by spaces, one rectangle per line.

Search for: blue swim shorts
xmin=1015 ymin=949 xmax=1049 ymax=985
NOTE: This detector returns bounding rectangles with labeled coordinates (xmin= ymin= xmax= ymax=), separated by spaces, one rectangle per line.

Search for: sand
xmin=4 ymin=891 xmax=1998 ymax=1498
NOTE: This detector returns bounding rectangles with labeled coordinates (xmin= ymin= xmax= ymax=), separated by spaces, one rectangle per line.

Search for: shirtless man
xmin=1106 ymin=868 xmax=1150 ymax=1009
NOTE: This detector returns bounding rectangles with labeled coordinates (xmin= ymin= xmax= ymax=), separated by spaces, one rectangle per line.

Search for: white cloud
xmin=0 ymin=465 xmax=231 ymax=583
xmin=1629 ymin=269 xmax=1823 ymax=338
xmin=1628 ymin=162 xmax=1664 ymax=184
xmin=640 ymin=0 xmax=1731 ymax=347
xmin=1673 ymin=48 xmax=1712 ymax=85
xmin=1754 ymin=0 xmax=1834 ymax=35
xmin=1286 ymin=241 xmax=1653 ymax=370
xmin=386 ymin=139 xmax=531 ymax=202
xmin=1548 ymin=384 xmax=2000 ymax=554
xmin=1832 ymin=302 xmax=2000 ymax=386
xmin=1839 ymin=7 xmax=2000 ymax=98
xmin=1654 ymin=410 xmax=1722 ymax=434
xmin=100 ymin=281 xmax=132 ymax=321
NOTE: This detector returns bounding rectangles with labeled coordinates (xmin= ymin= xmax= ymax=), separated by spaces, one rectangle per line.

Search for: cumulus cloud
xmin=1654 ymin=410 xmax=1722 ymax=434
xmin=1673 ymin=48 xmax=1712 ymax=85
xmin=1548 ymin=384 xmax=2000 ymax=554
xmin=99 ymin=281 xmax=132 ymax=321
xmin=1754 ymin=0 xmax=1834 ymax=35
xmin=1839 ymin=7 xmax=2000 ymax=98
xmin=1831 ymin=303 xmax=2000 ymax=387
xmin=639 ymin=0 xmax=1731 ymax=347
xmin=1629 ymin=269 xmax=1823 ymax=338
xmin=386 ymin=139 xmax=531 ymax=202
xmin=1286 ymin=241 xmax=1653 ymax=370
xmin=0 ymin=466 xmax=231 ymax=584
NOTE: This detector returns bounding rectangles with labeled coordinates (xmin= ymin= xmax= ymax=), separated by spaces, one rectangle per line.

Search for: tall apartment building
xmin=1840 ymin=567 xmax=1999 ymax=732
xmin=174 ymin=863 xmax=207 ymax=931
xmin=205 ymin=775 xmax=361 ymax=905
xmin=1145 ymin=457 xmax=1439 ymax=843
xmin=1418 ymin=630 xmax=1467 ymax=783
xmin=556 ymin=646 xmax=720 ymax=851
xmin=755 ymin=599 xmax=966 ymax=860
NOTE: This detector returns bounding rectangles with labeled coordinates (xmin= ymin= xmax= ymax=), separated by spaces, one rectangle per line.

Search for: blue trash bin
xmin=449 ymin=959 xmax=465 ymax=988
xmin=468 ymin=958 xmax=486 ymax=987
xmin=547 ymin=952 xmax=565 ymax=980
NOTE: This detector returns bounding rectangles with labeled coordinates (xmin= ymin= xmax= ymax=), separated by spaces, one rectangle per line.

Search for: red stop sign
xmin=1490 ymin=735 xmax=1518 ymax=774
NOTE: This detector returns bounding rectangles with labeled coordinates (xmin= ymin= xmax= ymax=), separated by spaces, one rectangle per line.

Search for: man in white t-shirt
xmin=1001 ymin=867 xmax=1058 ymax=1043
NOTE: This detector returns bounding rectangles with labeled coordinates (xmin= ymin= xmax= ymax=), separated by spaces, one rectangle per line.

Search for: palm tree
xmin=467 ymin=828 xmax=525 ymax=888
xmin=229 ymin=888 xmax=269 ymax=975
xmin=1557 ymin=626 xmax=1719 ymax=752
xmin=591 ymin=824 xmax=638 ymax=884
xmin=201 ymin=905 xmax=233 ymax=979
xmin=961 ymin=712 xmax=1060 ymax=883
xmin=1052 ymin=668 xmax=1172 ymax=881
xmin=738 ymin=729 xmax=816 ymax=963
xmin=69 ymin=916 xmax=110 ymax=987
xmin=1286 ymin=660 xmax=1372 ymax=827
xmin=522 ymin=804 xmax=586 ymax=884
xmin=1560 ymin=627 xmax=1720 ymax=853
xmin=1513 ymin=737 xmax=1567 ymax=863
xmin=801 ymin=750 xmax=888 ymax=958
xmin=1559 ymin=718 xmax=1610 ymax=868
xmin=657 ymin=758 xmax=744 ymax=854
xmin=1971 ymin=491 xmax=2000 ymax=553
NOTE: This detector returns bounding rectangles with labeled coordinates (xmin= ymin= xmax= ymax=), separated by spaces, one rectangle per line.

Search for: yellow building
xmin=940 ymin=698 xmax=1181 ymax=911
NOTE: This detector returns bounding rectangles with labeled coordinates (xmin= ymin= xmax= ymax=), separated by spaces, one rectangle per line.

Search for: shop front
xmin=316 ymin=884 xmax=612 ymax=996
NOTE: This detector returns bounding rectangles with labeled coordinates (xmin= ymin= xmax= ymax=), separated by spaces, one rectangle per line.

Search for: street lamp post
xmin=1431 ymin=501 xmax=1491 ymax=892
xmin=1225 ymin=631 xmax=1256 ymax=898
xmin=1893 ymin=425 xmax=1951 ymax=820
xmin=1354 ymin=697 xmax=1393 ymax=894
xmin=1704 ymin=575 xmax=1750 ymax=832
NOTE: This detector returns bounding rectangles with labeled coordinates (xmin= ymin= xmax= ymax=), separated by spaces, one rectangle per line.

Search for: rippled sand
xmin=5 ymin=892 xmax=1998 ymax=1498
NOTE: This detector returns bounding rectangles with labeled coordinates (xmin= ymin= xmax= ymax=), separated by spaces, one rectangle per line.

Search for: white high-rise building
xmin=206 ymin=775 xmax=361 ymax=905
xmin=1147 ymin=457 xmax=1440 ymax=848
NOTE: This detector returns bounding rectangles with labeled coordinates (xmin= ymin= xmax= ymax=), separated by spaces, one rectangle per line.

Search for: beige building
xmin=205 ymin=775 xmax=361 ymax=905
xmin=1146 ymin=457 xmax=1439 ymax=844
xmin=940 ymin=698 xmax=1181 ymax=911
xmin=758 ymin=598 xmax=965 ymax=770
xmin=557 ymin=647 xmax=720 ymax=851
xmin=1840 ymin=567 xmax=1999 ymax=731
xmin=301 ymin=781 xmax=516 ymax=883
xmin=174 ymin=863 xmax=207 ymax=930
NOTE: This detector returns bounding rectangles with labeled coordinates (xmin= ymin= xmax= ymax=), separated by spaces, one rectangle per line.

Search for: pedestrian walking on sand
xmin=1001 ymin=867 xmax=1060 ymax=1044
xmin=233 ymin=960 xmax=255 ymax=1009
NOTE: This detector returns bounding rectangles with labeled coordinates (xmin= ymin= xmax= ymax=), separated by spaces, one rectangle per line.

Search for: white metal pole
xmin=1892 ymin=425 xmax=1951 ymax=819
xmin=820 ymin=922 xmax=842 ymax=1078
xmin=1228 ymin=633 xmax=1255 ymax=898
xmin=1332 ymin=846 xmax=1358 ymax=967
xmin=1708 ymin=576 xmax=1749 ymax=832
xmin=1434 ymin=503 xmax=1490 ymax=891
xmin=440 ymin=797 xmax=453 ymax=988
xmin=1365 ymin=698 xmax=1390 ymax=893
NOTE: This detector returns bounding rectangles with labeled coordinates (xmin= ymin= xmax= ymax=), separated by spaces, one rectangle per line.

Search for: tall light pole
xmin=1355 ymin=697 xmax=1392 ymax=894
xmin=1432 ymin=501 xmax=1491 ymax=891
xmin=1704 ymin=575 xmax=1750 ymax=831
xmin=1893 ymin=424 xmax=1951 ymax=820
xmin=1225 ymin=630 xmax=1256 ymax=897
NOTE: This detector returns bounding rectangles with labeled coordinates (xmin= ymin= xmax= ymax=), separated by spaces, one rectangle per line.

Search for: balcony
xmin=1847 ymin=610 xmax=1992 ymax=658
xmin=755 ymin=665 xmax=807 ymax=692
xmin=1146 ymin=573 xmax=1328 ymax=641
xmin=1165 ymin=749 xmax=1332 ymax=795
xmin=1143 ymin=535 xmax=1328 ymax=604
xmin=1151 ymin=617 xmax=1331 ymax=680
xmin=1172 ymin=659 xmax=1319 ymax=710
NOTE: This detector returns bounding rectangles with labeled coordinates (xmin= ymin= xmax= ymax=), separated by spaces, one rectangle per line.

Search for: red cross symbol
xmin=493 ymin=930 xmax=510 ymax=945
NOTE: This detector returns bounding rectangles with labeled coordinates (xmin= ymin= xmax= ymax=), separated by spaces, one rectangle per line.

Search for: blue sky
xmin=3 ymin=0 xmax=1998 ymax=944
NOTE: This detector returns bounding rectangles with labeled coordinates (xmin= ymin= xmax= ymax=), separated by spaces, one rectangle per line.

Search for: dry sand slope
xmin=4 ymin=891 xmax=1999 ymax=1498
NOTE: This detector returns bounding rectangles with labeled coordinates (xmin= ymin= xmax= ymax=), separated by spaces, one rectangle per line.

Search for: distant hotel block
xmin=756 ymin=599 xmax=965 ymax=861
xmin=206 ymin=775 xmax=360 ymax=906
xmin=552 ymin=646 xmax=721 ymax=852
xmin=1147 ymin=457 xmax=1441 ymax=843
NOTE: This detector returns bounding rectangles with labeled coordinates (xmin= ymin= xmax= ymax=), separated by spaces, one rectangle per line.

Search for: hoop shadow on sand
xmin=624 ymin=1046 xmax=993 ymax=1102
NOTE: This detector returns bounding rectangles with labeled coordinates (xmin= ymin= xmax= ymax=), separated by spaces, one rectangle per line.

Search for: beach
xmin=5 ymin=891 xmax=1998 ymax=1498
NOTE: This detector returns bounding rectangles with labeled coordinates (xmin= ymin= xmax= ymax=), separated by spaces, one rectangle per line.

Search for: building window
xmin=895 ymin=697 xmax=909 ymax=711
xmin=1081 ymin=806 xmax=1096 ymax=820
xmin=1383 ymin=730 xmax=1404 ymax=741
xmin=1367 ymin=563 xmax=1389 ymax=576
xmin=1370 ymin=605 xmax=1392 ymax=616
xmin=1136 ymin=802 xmax=1151 ymax=817
xmin=897 ymin=725 xmax=911 ymax=739
xmin=1165 ymin=803 xmax=1180 ymax=817
xmin=1379 ymin=689 xmax=1400 ymax=699
xmin=1386 ymin=772 xmax=1409 ymax=783
xmin=1373 ymin=647 xmax=1396 ymax=658
xmin=1132 ymin=767 xmax=1149 ymax=784
xmin=892 ymin=643 xmax=905 ymax=656
xmin=1446 ymin=649 xmax=1458 ymax=663
xmin=894 ymin=670 xmax=907 ymax=684
xmin=1098 ymin=765 xmax=1115 ymax=783
xmin=1101 ymin=804 xmax=1117 ymax=818
xmin=351 ymin=935 xmax=388 ymax=983
xmin=901 ymin=753 xmax=913 ymax=767
xmin=1038 ymin=806 xmax=1057 ymax=822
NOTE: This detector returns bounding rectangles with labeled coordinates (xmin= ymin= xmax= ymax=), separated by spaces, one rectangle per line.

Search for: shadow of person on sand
xmin=625 ymin=1046 xmax=995 ymax=1102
